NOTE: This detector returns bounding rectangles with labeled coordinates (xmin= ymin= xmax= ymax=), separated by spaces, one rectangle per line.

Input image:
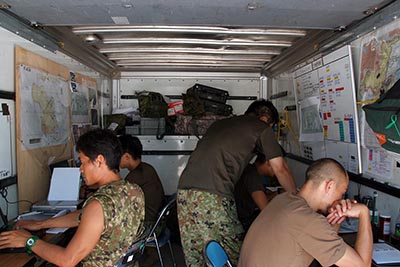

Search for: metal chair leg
xmin=153 ymin=234 xmax=164 ymax=267
xmin=167 ymin=240 xmax=177 ymax=267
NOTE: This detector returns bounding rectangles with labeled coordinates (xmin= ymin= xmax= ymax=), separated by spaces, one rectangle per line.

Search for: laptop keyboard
xmin=0 ymin=228 xmax=45 ymax=253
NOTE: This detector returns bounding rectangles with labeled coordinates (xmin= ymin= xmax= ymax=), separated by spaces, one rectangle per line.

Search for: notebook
xmin=32 ymin=167 xmax=83 ymax=212
xmin=373 ymin=243 xmax=400 ymax=265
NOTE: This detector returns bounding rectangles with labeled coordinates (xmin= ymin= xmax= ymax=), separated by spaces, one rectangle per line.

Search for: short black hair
xmin=119 ymin=135 xmax=143 ymax=160
xmin=305 ymin=158 xmax=347 ymax=185
xmin=244 ymin=99 xmax=279 ymax=125
xmin=76 ymin=128 xmax=122 ymax=172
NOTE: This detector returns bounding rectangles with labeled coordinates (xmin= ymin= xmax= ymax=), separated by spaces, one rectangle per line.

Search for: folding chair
xmin=204 ymin=240 xmax=234 ymax=267
xmin=115 ymin=194 xmax=177 ymax=267
xmin=114 ymin=237 xmax=145 ymax=267
xmin=144 ymin=193 xmax=177 ymax=267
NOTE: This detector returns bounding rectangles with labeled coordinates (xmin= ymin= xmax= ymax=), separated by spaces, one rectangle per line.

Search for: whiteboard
xmin=293 ymin=46 xmax=361 ymax=173
xmin=319 ymin=57 xmax=357 ymax=143
xmin=0 ymin=104 xmax=12 ymax=179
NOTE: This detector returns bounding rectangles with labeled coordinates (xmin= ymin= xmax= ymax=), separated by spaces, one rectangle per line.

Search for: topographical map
xmin=359 ymin=20 xmax=400 ymax=101
xmin=19 ymin=65 xmax=70 ymax=150
xmin=359 ymin=19 xmax=400 ymax=149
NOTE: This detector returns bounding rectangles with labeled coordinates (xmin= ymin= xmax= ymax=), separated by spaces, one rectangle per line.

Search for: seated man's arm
xmin=333 ymin=203 xmax=372 ymax=267
xmin=0 ymin=201 xmax=103 ymax=267
xmin=251 ymin=191 xmax=269 ymax=210
xmin=15 ymin=210 xmax=81 ymax=231
xmin=269 ymin=157 xmax=297 ymax=193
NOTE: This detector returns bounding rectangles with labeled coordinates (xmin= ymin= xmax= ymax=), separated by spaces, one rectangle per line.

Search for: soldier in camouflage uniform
xmin=1 ymin=129 xmax=145 ymax=267
xmin=177 ymin=100 xmax=297 ymax=266
xmin=80 ymin=179 xmax=144 ymax=267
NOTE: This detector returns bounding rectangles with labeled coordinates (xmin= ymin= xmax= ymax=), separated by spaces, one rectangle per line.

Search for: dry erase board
xmin=0 ymin=105 xmax=12 ymax=180
xmin=293 ymin=45 xmax=361 ymax=174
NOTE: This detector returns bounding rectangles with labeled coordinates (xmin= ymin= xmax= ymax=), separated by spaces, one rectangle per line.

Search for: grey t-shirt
xmin=178 ymin=115 xmax=282 ymax=198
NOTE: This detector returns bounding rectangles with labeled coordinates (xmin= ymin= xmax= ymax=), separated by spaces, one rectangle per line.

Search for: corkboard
xmin=15 ymin=46 xmax=96 ymax=212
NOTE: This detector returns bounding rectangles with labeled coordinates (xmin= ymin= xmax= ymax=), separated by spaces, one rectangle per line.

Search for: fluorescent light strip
xmin=109 ymin=55 xmax=272 ymax=61
xmin=102 ymin=38 xmax=292 ymax=47
xmin=99 ymin=47 xmax=281 ymax=55
xmin=73 ymin=26 xmax=306 ymax=37
xmin=116 ymin=62 xmax=262 ymax=67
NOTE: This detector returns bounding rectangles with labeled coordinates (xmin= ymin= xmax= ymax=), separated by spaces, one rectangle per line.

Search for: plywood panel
xmin=15 ymin=46 xmax=95 ymax=212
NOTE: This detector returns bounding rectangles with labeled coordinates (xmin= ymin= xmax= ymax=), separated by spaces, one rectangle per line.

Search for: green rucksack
xmin=363 ymin=78 xmax=400 ymax=153
xmin=137 ymin=92 xmax=168 ymax=118
xmin=182 ymin=93 xmax=205 ymax=117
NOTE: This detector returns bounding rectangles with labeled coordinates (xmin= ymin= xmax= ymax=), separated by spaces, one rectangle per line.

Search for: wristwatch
xmin=25 ymin=235 xmax=39 ymax=254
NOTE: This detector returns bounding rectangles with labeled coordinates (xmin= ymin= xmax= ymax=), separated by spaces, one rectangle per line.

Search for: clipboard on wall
xmin=0 ymin=103 xmax=12 ymax=180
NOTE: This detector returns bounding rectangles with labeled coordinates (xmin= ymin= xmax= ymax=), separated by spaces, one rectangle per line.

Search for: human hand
xmin=14 ymin=219 xmax=43 ymax=231
xmin=327 ymin=199 xmax=355 ymax=225
xmin=327 ymin=200 xmax=369 ymax=225
xmin=0 ymin=229 xmax=32 ymax=249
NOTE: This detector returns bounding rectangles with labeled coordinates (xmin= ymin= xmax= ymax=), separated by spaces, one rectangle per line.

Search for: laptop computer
xmin=0 ymin=207 xmax=44 ymax=253
xmin=32 ymin=167 xmax=83 ymax=212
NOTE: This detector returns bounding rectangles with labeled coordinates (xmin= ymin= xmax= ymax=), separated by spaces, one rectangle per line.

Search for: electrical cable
xmin=0 ymin=185 xmax=34 ymax=216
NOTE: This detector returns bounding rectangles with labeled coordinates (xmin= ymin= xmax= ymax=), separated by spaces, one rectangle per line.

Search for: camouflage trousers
xmin=177 ymin=189 xmax=244 ymax=267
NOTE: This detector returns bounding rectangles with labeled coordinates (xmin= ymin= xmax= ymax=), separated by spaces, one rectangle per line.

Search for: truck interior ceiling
xmin=0 ymin=0 xmax=396 ymax=77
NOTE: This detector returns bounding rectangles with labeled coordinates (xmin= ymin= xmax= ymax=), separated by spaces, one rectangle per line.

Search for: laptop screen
xmin=0 ymin=206 xmax=7 ymax=230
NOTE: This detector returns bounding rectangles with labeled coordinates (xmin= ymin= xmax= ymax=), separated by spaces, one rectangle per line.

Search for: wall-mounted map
xmin=19 ymin=64 xmax=70 ymax=150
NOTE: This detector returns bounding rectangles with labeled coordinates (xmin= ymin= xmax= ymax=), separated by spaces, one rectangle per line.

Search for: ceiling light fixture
xmin=99 ymin=47 xmax=282 ymax=56
xmin=122 ymin=4 xmax=133 ymax=8
xmin=84 ymin=34 xmax=99 ymax=43
xmin=72 ymin=26 xmax=307 ymax=37
xmin=0 ymin=3 xmax=10 ymax=9
xmin=247 ymin=3 xmax=256 ymax=10
xmin=247 ymin=2 xmax=262 ymax=11
xmin=102 ymin=37 xmax=292 ymax=47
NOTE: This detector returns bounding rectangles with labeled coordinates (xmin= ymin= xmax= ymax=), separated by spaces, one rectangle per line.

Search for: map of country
xmin=359 ymin=23 xmax=400 ymax=101
xmin=31 ymin=83 xmax=57 ymax=134
xmin=19 ymin=65 xmax=69 ymax=150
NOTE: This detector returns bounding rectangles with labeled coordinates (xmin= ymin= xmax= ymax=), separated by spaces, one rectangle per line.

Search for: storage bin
xmin=140 ymin=118 xmax=165 ymax=135
xmin=125 ymin=125 xmax=140 ymax=135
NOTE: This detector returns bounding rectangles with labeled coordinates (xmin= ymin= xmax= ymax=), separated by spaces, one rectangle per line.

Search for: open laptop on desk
xmin=0 ymin=206 xmax=45 ymax=253
xmin=32 ymin=167 xmax=83 ymax=212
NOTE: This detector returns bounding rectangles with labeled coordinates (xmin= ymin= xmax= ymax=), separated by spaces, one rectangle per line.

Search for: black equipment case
xmin=187 ymin=83 xmax=229 ymax=103
xmin=203 ymin=100 xmax=233 ymax=116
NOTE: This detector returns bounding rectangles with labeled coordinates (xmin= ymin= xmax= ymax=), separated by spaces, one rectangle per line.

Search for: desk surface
xmin=0 ymin=229 xmax=74 ymax=267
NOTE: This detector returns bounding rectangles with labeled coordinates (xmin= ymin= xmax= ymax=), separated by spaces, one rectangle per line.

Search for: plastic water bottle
xmin=395 ymin=208 xmax=400 ymax=238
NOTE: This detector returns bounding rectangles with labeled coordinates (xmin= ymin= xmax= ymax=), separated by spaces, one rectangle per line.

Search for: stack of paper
xmin=373 ymin=243 xmax=400 ymax=265
xmin=45 ymin=209 xmax=69 ymax=234
xmin=17 ymin=209 xmax=69 ymax=234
